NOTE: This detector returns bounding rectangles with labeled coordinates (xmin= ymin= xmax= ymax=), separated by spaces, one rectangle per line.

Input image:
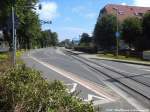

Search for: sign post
xmin=10 ymin=1 xmax=42 ymax=66
xmin=115 ymin=32 xmax=120 ymax=57
xmin=12 ymin=6 xmax=16 ymax=66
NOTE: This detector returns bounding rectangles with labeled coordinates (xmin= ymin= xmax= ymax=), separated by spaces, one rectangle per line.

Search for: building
xmin=96 ymin=4 xmax=150 ymax=50
xmin=99 ymin=4 xmax=150 ymax=22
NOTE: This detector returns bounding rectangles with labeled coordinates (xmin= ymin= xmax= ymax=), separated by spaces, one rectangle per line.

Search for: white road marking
xmin=141 ymin=69 xmax=150 ymax=72
xmin=73 ymin=57 xmax=149 ymax=110
xmin=65 ymin=83 xmax=78 ymax=93
xmin=30 ymin=55 xmax=115 ymax=102
xmin=28 ymin=51 xmax=149 ymax=110
xmin=105 ymin=81 xmax=149 ymax=110
xmin=84 ymin=94 xmax=110 ymax=105
xmin=65 ymin=83 xmax=111 ymax=105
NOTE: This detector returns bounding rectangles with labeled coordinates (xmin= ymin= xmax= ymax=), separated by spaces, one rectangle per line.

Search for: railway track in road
xmin=63 ymin=50 xmax=150 ymax=105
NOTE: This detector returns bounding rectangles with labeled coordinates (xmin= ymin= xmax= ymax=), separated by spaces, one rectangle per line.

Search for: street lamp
xmin=11 ymin=1 xmax=42 ymax=66
xmin=113 ymin=7 xmax=120 ymax=57
xmin=11 ymin=1 xmax=16 ymax=66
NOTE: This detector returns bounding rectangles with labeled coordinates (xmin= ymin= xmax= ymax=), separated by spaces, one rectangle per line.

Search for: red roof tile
xmin=102 ymin=4 xmax=150 ymax=21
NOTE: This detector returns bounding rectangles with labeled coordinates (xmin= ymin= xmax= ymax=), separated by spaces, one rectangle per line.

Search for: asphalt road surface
xmin=22 ymin=48 xmax=150 ymax=112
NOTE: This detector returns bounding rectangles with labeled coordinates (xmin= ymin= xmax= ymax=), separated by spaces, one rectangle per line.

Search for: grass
xmin=0 ymin=65 xmax=94 ymax=112
xmin=0 ymin=52 xmax=9 ymax=61
xmin=0 ymin=50 xmax=25 ymax=73
xmin=97 ymin=53 xmax=149 ymax=62
xmin=16 ymin=49 xmax=25 ymax=57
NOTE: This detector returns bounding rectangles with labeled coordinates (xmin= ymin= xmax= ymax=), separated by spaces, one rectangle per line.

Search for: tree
xmin=51 ymin=32 xmax=58 ymax=46
xmin=17 ymin=10 xmax=41 ymax=49
xmin=79 ymin=33 xmax=92 ymax=46
xmin=38 ymin=30 xmax=58 ymax=48
xmin=121 ymin=17 xmax=142 ymax=50
xmin=141 ymin=12 xmax=150 ymax=50
xmin=40 ymin=30 xmax=51 ymax=48
xmin=0 ymin=0 xmax=41 ymax=50
xmin=0 ymin=0 xmax=59 ymax=50
xmin=93 ymin=14 xmax=117 ymax=50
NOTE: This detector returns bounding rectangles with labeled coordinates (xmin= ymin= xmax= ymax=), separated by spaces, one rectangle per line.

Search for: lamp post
xmin=11 ymin=1 xmax=42 ymax=66
xmin=113 ymin=7 xmax=119 ymax=57
xmin=12 ymin=1 xmax=16 ymax=66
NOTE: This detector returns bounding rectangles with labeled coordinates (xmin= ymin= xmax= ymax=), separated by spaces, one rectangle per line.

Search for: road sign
xmin=115 ymin=32 xmax=120 ymax=38
xmin=40 ymin=20 xmax=52 ymax=24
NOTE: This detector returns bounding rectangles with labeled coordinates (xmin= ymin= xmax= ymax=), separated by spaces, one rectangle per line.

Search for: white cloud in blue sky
xmin=37 ymin=1 xmax=59 ymax=21
xmin=85 ymin=13 xmax=97 ymax=19
xmin=72 ymin=6 xmax=86 ymax=14
xmin=72 ymin=6 xmax=97 ymax=19
xmin=121 ymin=2 xmax=127 ymax=5
xmin=38 ymin=0 xmax=150 ymax=41
xmin=133 ymin=0 xmax=150 ymax=7
xmin=64 ymin=17 xmax=72 ymax=22
xmin=56 ymin=26 xmax=91 ymax=41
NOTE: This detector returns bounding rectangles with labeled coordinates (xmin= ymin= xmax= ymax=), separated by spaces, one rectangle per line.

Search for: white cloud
xmin=57 ymin=27 xmax=92 ymax=41
xmin=72 ymin=6 xmax=97 ymax=19
xmin=72 ymin=6 xmax=86 ymax=13
xmin=37 ymin=2 xmax=59 ymax=21
xmin=121 ymin=2 xmax=127 ymax=5
xmin=62 ymin=27 xmax=89 ymax=33
xmin=133 ymin=0 xmax=150 ymax=7
xmin=64 ymin=17 xmax=72 ymax=22
xmin=85 ymin=13 xmax=97 ymax=19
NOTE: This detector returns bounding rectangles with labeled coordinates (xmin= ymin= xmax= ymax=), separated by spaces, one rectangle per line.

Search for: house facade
xmin=97 ymin=4 xmax=150 ymax=50
xmin=99 ymin=4 xmax=150 ymax=22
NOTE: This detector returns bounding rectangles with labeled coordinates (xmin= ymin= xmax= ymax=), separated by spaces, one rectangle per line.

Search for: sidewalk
xmin=65 ymin=49 xmax=150 ymax=66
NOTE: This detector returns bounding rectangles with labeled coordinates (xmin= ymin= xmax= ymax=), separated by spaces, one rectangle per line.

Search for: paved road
xmin=22 ymin=48 xmax=150 ymax=111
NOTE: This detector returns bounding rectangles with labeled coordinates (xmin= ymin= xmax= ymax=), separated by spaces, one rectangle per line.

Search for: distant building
xmin=99 ymin=4 xmax=150 ymax=21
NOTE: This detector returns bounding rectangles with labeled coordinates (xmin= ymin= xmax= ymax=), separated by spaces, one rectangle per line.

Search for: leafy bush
xmin=74 ymin=46 xmax=97 ymax=54
xmin=0 ymin=64 xmax=94 ymax=112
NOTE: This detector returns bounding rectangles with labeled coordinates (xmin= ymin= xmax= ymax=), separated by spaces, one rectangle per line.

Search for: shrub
xmin=0 ymin=64 xmax=94 ymax=112
xmin=74 ymin=46 xmax=97 ymax=54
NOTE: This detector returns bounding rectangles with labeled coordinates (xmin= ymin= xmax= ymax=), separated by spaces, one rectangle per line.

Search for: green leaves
xmin=122 ymin=17 xmax=142 ymax=48
xmin=79 ymin=33 xmax=92 ymax=46
xmin=93 ymin=14 xmax=117 ymax=50
xmin=143 ymin=12 xmax=150 ymax=39
xmin=0 ymin=65 xmax=94 ymax=112
xmin=39 ymin=30 xmax=58 ymax=48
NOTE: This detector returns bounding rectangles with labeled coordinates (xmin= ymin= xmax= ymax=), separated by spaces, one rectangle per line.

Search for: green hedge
xmin=74 ymin=46 xmax=97 ymax=54
xmin=0 ymin=64 xmax=94 ymax=112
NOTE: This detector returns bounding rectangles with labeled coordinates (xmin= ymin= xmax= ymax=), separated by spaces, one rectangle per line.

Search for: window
xmin=119 ymin=10 xmax=125 ymax=15
xmin=138 ymin=13 xmax=143 ymax=16
xmin=134 ymin=12 xmax=139 ymax=16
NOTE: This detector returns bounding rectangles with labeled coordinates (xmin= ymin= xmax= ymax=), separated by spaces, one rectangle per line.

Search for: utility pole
xmin=116 ymin=8 xmax=119 ymax=57
xmin=11 ymin=1 xmax=42 ymax=66
xmin=12 ymin=5 xmax=16 ymax=66
xmin=113 ymin=7 xmax=119 ymax=57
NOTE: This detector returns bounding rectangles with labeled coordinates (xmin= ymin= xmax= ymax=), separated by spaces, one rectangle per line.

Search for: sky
xmin=36 ymin=0 xmax=150 ymax=41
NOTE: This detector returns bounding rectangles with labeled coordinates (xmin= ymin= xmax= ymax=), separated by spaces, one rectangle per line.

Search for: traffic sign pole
xmin=115 ymin=31 xmax=120 ymax=57
xmin=10 ymin=2 xmax=42 ymax=66
xmin=113 ymin=8 xmax=119 ymax=57
xmin=12 ymin=6 xmax=16 ymax=66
